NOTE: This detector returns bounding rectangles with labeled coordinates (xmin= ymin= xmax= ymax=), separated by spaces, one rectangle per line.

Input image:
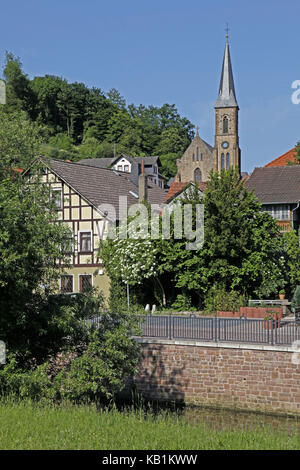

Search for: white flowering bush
xmin=110 ymin=238 xmax=158 ymax=285
xmin=100 ymin=204 xmax=160 ymax=289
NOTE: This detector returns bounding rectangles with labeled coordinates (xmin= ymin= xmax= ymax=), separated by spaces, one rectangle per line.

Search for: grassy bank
xmin=0 ymin=400 xmax=299 ymax=450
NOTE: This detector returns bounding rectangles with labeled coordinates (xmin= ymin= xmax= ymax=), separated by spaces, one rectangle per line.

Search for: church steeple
xmin=213 ymin=33 xmax=241 ymax=174
xmin=215 ymin=35 xmax=238 ymax=109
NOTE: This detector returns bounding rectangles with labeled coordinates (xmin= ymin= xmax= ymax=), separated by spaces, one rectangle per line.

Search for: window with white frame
xmin=78 ymin=231 xmax=93 ymax=252
xmin=79 ymin=274 xmax=93 ymax=292
xmin=52 ymin=188 xmax=62 ymax=209
xmin=61 ymin=231 xmax=74 ymax=253
xmin=262 ymin=204 xmax=290 ymax=220
xmin=60 ymin=275 xmax=73 ymax=293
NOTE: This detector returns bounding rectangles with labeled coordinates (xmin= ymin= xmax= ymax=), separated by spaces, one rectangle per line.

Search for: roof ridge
xmin=265 ymin=148 xmax=297 ymax=167
xmin=47 ymin=157 xmax=131 ymax=176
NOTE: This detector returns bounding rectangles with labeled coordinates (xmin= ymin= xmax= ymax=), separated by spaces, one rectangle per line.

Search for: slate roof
xmin=38 ymin=157 xmax=167 ymax=217
xmin=78 ymin=155 xmax=160 ymax=169
xmin=215 ymin=38 xmax=238 ymax=108
xmin=244 ymin=166 xmax=300 ymax=204
xmin=77 ymin=157 xmax=114 ymax=168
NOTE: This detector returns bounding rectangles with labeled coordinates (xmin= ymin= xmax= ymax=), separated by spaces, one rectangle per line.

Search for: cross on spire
xmin=215 ymin=31 xmax=238 ymax=108
xmin=225 ymin=23 xmax=229 ymax=42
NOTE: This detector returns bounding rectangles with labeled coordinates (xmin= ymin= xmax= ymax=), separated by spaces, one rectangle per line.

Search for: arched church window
xmin=196 ymin=147 xmax=199 ymax=161
xmin=193 ymin=153 xmax=195 ymax=162
xmin=226 ymin=153 xmax=230 ymax=169
xmin=223 ymin=116 xmax=228 ymax=134
xmin=221 ymin=153 xmax=225 ymax=170
xmin=194 ymin=168 xmax=202 ymax=182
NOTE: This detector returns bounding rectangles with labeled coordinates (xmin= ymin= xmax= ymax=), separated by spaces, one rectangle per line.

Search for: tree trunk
xmin=156 ymin=277 xmax=167 ymax=307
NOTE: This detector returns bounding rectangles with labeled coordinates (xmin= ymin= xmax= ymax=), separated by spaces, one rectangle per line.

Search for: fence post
xmin=270 ymin=320 xmax=274 ymax=345
xmin=168 ymin=313 xmax=173 ymax=340
xmin=215 ymin=318 xmax=220 ymax=342
xmin=274 ymin=319 xmax=278 ymax=345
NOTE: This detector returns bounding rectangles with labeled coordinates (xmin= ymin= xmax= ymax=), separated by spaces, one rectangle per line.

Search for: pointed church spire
xmin=215 ymin=34 xmax=238 ymax=108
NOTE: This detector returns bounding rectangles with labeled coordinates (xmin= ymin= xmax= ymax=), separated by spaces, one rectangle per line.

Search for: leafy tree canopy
xmin=2 ymin=52 xmax=195 ymax=176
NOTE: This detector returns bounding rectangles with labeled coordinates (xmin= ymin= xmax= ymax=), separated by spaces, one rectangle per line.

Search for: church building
xmin=175 ymin=35 xmax=241 ymax=183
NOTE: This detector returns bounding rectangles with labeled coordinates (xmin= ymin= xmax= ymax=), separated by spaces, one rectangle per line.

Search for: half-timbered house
xmin=24 ymin=157 xmax=167 ymax=300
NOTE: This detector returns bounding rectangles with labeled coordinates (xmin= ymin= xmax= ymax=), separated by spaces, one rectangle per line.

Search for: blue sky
xmin=1 ymin=0 xmax=300 ymax=173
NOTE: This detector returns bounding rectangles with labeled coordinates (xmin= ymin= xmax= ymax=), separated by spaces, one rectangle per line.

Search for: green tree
xmin=30 ymin=75 xmax=65 ymax=132
xmin=107 ymin=88 xmax=126 ymax=109
xmin=100 ymin=203 xmax=169 ymax=307
xmin=160 ymin=170 xmax=284 ymax=305
xmin=3 ymin=51 xmax=37 ymax=118
xmin=158 ymin=153 xmax=178 ymax=179
xmin=282 ymin=230 xmax=300 ymax=295
xmin=53 ymin=312 xmax=141 ymax=402
xmin=0 ymin=107 xmax=45 ymax=177
xmin=0 ymin=174 xmax=72 ymax=361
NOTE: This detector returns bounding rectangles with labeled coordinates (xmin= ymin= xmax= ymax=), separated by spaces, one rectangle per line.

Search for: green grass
xmin=0 ymin=400 xmax=299 ymax=450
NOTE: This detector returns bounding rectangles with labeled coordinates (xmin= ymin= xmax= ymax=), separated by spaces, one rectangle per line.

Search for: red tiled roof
xmin=165 ymin=181 xmax=206 ymax=203
xmin=265 ymin=148 xmax=298 ymax=167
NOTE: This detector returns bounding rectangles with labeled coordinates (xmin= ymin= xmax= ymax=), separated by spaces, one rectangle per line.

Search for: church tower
xmin=213 ymin=34 xmax=241 ymax=174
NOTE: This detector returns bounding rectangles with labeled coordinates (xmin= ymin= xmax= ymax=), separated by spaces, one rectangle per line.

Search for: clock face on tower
xmin=221 ymin=141 xmax=229 ymax=149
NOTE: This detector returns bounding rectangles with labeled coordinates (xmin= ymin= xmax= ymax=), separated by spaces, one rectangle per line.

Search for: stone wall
xmin=133 ymin=339 xmax=300 ymax=416
xmin=175 ymin=134 xmax=214 ymax=183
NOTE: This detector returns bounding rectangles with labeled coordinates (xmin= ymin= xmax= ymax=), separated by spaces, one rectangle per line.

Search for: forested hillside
xmin=2 ymin=52 xmax=195 ymax=178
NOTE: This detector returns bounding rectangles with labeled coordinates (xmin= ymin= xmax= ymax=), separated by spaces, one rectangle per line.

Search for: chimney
xmin=138 ymin=160 xmax=147 ymax=202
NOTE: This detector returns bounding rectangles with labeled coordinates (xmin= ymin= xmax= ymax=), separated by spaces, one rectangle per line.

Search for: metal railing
xmin=85 ymin=313 xmax=300 ymax=346
xmin=248 ymin=300 xmax=285 ymax=306
xmin=136 ymin=314 xmax=300 ymax=346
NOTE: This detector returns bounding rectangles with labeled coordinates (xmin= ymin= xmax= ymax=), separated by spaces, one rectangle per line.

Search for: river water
xmin=181 ymin=406 xmax=300 ymax=434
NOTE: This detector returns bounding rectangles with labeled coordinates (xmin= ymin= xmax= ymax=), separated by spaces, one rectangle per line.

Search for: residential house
xmin=24 ymin=157 xmax=167 ymax=300
xmin=265 ymin=148 xmax=298 ymax=167
xmin=79 ymin=155 xmax=167 ymax=188
xmin=164 ymin=181 xmax=207 ymax=205
xmin=245 ymin=165 xmax=300 ymax=232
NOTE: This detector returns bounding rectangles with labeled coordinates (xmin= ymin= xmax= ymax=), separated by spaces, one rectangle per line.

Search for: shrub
xmin=171 ymin=293 xmax=195 ymax=311
xmin=291 ymin=286 xmax=300 ymax=310
xmin=204 ymin=286 xmax=246 ymax=313
xmin=0 ymin=310 xmax=141 ymax=404
xmin=0 ymin=354 xmax=53 ymax=401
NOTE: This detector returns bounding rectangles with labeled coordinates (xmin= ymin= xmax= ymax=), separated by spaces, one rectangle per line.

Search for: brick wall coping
xmin=135 ymin=337 xmax=299 ymax=353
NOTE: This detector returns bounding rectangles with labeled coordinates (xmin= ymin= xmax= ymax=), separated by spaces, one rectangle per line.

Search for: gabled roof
xmin=245 ymin=166 xmax=300 ymax=204
xmin=113 ymin=155 xmax=160 ymax=166
xmin=77 ymin=157 xmax=114 ymax=169
xmin=265 ymin=148 xmax=298 ymax=167
xmin=78 ymin=154 xmax=160 ymax=169
xmin=28 ymin=157 xmax=167 ymax=217
xmin=43 ymin=158 xmax=139 ymax=218
xmin=165 ymin=181 xmax=207 ymax=204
